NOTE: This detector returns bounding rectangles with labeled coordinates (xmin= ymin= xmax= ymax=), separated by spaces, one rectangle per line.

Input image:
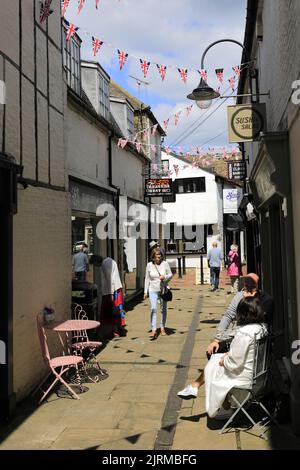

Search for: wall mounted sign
xmin=227 ymin=161 xmax=247 ymax=180
xmin=227 ymin=103 xmax=266 ymax=143
xmin=223 ymin=188 xmax=243 ymax=214
xmin=145 ymin=178 xmax=173 ymax=197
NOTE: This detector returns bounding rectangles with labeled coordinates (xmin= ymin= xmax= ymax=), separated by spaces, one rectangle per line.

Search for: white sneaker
xmin=177 ymin=384 xmax=198 ymax=400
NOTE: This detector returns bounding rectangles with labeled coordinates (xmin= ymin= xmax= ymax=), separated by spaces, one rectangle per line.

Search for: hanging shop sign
xmin=223 ymin=188 xmax=243 ymax=214
xmin=227 ymin=104 xmax=266 ymax=143
xmin=145 ymin=178 xmax=173 ymax=197
xmin=227 ymin=160 xmax=247 ymax=180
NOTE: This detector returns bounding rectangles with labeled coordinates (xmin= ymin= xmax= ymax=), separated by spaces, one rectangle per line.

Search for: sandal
xmin=160 ymin=328 xmax=167 ymax=336
xmin=149 ymin=330 xmax=157 ymax=339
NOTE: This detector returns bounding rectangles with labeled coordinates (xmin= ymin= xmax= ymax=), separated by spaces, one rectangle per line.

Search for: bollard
xmin=200 ymin=255 xmax=204 ymax=285
xmin=182 ymin=255 xmax=186 ymax=275
xmin=177 ymin=257 xmax=182 ymax=278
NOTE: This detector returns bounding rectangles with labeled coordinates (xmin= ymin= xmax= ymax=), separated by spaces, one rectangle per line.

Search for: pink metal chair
xmin=71 ymin=304 xmax=108 ymax=381
xmin=36 ymin=314 xmax=85 ymax=403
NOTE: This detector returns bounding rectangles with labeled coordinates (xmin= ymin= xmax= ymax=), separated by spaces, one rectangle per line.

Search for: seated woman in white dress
xmin=204 ymin=296 xmax=268 ymax=418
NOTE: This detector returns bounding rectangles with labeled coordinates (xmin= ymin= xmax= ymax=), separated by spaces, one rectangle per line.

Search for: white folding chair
xmin=220 ymin=333 xmax=278 ymax=440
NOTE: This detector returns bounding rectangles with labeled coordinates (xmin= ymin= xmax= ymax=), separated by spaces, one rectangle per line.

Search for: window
xmin=127 ymin=105 xmax=134 ymax=139
xmin=98 ymin=72 xmax=110 ymax=121
xmin=63 ymin=28 xmax=81 ymax=95
xmin=175 ymin=177 xmax=206 ymax=194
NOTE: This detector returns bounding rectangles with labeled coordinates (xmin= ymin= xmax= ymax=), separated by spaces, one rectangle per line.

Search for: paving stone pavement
xmin=1 ymin=284 xmax=300 ymax=450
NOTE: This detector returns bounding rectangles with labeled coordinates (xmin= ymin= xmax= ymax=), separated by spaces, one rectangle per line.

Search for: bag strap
xmin=154 ymin=263 xmax=162 ymax=277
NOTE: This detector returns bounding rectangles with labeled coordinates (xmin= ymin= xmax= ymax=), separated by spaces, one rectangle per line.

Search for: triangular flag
xmin=64 ymin=21 xmax=79 ymax=42
xmin=178 ymin=68 xmax=188 ymax=83
xmin=156 ymin=64 xmax=167 ymax=81
xmin=140 ymin=59 xmax=150 ymax=79
xmin=174 ymin=112 xmax=181 ymax=126
xmin=165 ymin=147 xmax=171 ymax=155
xmin=61 ymin=0 xmax=70 ymax=17
xmin=163 ymin=119 xmax=169 ymax=131
xmin=229 ymin=76 xmax=235 ymax=91
xmin=151 ymin=144 xmax=157 ymax=152
xmin=215 ymin=68 xmax=224 ymax=84
xmin=199 ymin=69 xmax=207 ymax=82
xmin=232 ymin=65 xmax=241 ymax=78
xmin=135 ymin=142 xmax=141 ymax=153
xmin=95 ymin=0 xmax=100 ymax=8
xmin=173 ymin=164 xmax=179 ymax=176
xmin=186 ymin=105 xmax=193 ymax=117
xmin=118 ymin=50 xmax=128 ymax=70
xmin=77 ymin=0 xmax=85 ymax=15
xmin=39 ymin=0 xmax=53 ymax=23
xmin=92 ymin=37 xmax=103 ymax=57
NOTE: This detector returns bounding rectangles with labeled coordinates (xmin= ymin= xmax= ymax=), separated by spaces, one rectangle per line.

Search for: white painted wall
xmin=66 ymin=103 xmax=110 ymax=190
xmin=162 ymin=152 xmax=219 ymax=225
xmin=111 ymin=141 xmax=144 ymax=201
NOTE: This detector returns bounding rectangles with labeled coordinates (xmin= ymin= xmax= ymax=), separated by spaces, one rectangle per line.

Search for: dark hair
xmin=236 ymin=296 xmax=264 ymax=326
xmin=151 ymin=247 xmax=164 ymax=262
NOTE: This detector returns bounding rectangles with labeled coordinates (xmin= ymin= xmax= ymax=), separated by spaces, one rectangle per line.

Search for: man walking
xmin=207 ymin=242 xmax=223 ymax=291
xmin=72 ymin=243 xmax=89 ymax=281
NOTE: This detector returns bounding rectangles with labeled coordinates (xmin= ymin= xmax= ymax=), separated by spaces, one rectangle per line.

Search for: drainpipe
xmin=108 ymin=133 xmax=121 ymax=267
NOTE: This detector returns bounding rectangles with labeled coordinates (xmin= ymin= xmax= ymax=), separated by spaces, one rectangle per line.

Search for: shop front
xmin=249 ymin=132 xmax=300 ymax=431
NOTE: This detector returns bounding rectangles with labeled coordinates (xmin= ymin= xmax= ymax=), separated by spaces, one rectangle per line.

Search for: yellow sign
xmin=227 ymin=104 xmax=266 ymax=143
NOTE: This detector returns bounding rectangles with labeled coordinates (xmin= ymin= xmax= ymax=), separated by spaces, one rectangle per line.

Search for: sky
xmin=65 ymin=0 xmax=248 ymax=152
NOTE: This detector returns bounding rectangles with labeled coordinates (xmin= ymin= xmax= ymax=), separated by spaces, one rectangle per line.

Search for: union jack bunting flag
xmin=165 ymin=147 xmax=171 ymax=155
xmin=178 ymin=68 xmax=188 ymax=83
xmin=61 ymin=0 xmax=69 ymax=17
xmin=174 ymin=112 xmax=181 ymax=126
xmin=135 ymin=142 xmax=141 ymax=153
xmin=151 ymin=144 xmax=157 ymax=153
xmin=163 ymin=119 xmax=169 ymax=131
xmin=92 ymin=37 xmax=103 ymax=56
xmin=77 ymin=0 xmax=85 ymax=15
xmin=95 ymin=0 xmax=100 ymax=8
xmin=173 ymin=164 xmax=179 ymax=176
xmin=215 ymin=68 xmax=224 ymax=83
xmin=118 ymin=50 xmax=128 ymax=70
xmin=140 ymin=59 xmax=150 ymax=78
xmin=118 ymin=138 xmax=128 ymax=149
xmin=143 ymin=128 xmax=148 ymax=138
xmin=229 ymin=76 xmax=235 ymax=91
xmin=232 ymin=65 xmax=241 ymax=78
xmin=186 ymin=105 xmax=193 ymax=117
xmin=157 ymin=64 xmax=167 ymax=81
xmin=199 ymin=69 xmax=207 ymax=82
xmin=64 ymin=21 xmax=79 ymax=42
xmin=152 ymin=124 xmax=158 ymax=136
xmin=39 ymin=0 xmax=53 ymax=23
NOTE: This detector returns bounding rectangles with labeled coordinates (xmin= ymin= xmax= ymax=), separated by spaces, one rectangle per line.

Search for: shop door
xmin=269 ymin=202 xmax=286 ymax=355
xmin=0 ymin=162 xmax=16 ymax=420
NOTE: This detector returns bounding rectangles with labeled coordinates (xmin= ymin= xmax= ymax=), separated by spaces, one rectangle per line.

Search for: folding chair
xmin=36 ymin=314 xmax=85 ymax=403
xmin=220 ymin=333 xmax=278 ymax=440
xmin=71 ymin=304 xmax=108 ymax=381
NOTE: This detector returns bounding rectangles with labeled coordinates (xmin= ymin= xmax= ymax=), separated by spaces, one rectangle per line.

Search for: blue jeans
xmin=210 ymin=267 xmax=220 ymax=289
xmin=149 ymin=291 xmax=167 ymax=330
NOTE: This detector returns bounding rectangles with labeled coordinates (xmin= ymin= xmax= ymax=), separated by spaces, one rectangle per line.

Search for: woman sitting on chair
xmin=204 ymin=296 xmax=268 ymax=418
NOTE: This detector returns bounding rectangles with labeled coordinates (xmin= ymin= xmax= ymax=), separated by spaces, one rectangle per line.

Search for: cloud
xmin=65 ymin=0 xmax=247 ymax=149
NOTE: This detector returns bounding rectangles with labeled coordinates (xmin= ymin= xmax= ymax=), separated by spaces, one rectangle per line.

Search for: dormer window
xmin=127 ymin=105 xmax=134 ymax=139
xmin=63 ymin=27 xmax=81 ymax=95
xmin=98 ymin=71 xmax=110 ymax=121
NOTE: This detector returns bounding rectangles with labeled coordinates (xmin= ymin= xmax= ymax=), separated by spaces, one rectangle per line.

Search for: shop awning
xmin=225 ymin=214 xmax=245 ymax=231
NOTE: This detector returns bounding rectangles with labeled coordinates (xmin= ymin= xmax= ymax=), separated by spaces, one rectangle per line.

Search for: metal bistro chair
xmin=71 ymin=304 xmax=108 ymax=382
xmin=220 ymin=332 xmax=278 ymax=440
xmin=36 ymin=314 xmax=85 ymax=403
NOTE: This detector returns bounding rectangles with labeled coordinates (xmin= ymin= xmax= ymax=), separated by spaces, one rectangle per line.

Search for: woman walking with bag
xmin=144 ymin=248 xmax=173 ymax=339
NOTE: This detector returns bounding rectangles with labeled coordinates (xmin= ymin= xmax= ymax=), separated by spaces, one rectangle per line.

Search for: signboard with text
xmin=227 ymin=103 xmax=266 ymax=143
xmin=223 ymin=188 xmax=242 ymax=214
xmin=145 ymin=178 xmax=173 ymax=197
xmin=227 ymin=161 xmax=247 ymax=180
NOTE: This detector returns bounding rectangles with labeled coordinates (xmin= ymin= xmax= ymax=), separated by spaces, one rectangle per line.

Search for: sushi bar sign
xmin=227 ymin=103 xmax=266 ymax=143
